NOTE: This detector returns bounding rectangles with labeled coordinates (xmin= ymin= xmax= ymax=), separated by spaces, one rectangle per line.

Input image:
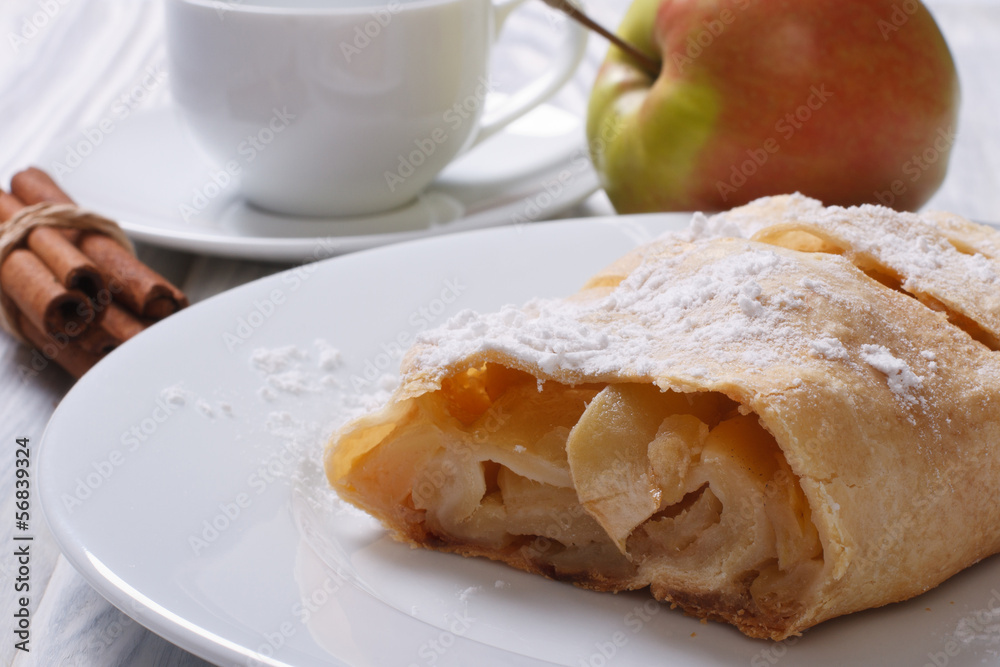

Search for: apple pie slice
xmin=326 ymin=197 xmax=1000 ymax=640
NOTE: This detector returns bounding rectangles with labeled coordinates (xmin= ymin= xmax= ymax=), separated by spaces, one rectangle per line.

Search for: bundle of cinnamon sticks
xmin=0 ymin=167 xmax=188 ymax=378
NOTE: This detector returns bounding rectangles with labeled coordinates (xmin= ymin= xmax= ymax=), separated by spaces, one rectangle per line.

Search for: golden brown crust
xmin=327 ymin=196 xmax=1000 ymax=641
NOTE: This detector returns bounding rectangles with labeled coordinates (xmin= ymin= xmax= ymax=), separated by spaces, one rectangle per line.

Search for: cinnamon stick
xmin=102 ymin=301 xmax=148 ymax=342
xmin=11 ymin=168 xmax=73 ymax=205
xmin=77 ymin=234 xmax=187 ymax=317
xmin=17 ymin=312 xmax=100 ymax=379
xmin=1 ymin=249 xmax=94 ymax=337
xmin=26 ymin=227 xmax=105 ymax=300
xmin=0 ymin=188 xmax=100 ymax=339
xmin=11 ymin=167 xmax=188 ymax=318
xmin=74 ymin=323 xmax=119 ymax=357
xmin=8 ymin=169 xmax=80 ymax=242
xmin=0 ymin=187 xmax=106 ymax=301
xmin=0 ymin=190 xmax=23 ymax=221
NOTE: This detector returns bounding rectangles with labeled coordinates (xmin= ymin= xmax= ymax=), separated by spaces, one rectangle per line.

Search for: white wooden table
xmin=0 ymin=0 xmax=998 ymax=665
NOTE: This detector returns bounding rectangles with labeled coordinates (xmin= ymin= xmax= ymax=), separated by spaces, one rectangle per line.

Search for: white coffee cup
xmin=164 ymin=0 xmax=587 ymax=218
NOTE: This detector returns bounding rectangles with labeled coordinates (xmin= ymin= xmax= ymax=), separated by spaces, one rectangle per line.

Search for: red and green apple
xmin=587 ymin=0 xmax=960 ymax=212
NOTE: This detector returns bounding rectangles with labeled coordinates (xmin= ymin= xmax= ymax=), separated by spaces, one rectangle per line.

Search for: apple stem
xmin=539 ymin=0 xmax=660 ymax=79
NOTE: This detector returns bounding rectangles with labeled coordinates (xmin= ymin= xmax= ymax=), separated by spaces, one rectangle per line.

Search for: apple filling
xmin=336 ymin=363 xmax=824 ymax=622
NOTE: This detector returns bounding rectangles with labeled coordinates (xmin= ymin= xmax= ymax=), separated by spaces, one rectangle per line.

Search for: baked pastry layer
xmin=327 ymin=195 xmax=1000 ymax=639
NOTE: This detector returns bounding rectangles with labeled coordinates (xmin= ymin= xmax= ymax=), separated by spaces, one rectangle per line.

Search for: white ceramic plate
xmin=38 ymin=102 xmax=599 ymax=262
xmin=39 ymin=216 xmax=1000 ymax=667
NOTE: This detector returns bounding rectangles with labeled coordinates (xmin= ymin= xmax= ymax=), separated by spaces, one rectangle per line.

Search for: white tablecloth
xmin=0 ymin=1 xmax=998 ymax=665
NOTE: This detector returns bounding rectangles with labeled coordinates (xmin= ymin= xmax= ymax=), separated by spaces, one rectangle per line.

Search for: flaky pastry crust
xmin=327 ymin=195 xmax=1000 ymax=640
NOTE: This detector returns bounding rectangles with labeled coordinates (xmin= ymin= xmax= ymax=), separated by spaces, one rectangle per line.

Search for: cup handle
xmin=469 ymin=0 xmax=589 ymax=148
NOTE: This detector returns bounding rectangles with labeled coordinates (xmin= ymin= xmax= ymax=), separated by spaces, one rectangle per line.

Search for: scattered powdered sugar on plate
xmin=160 ymin=384 xmax=189 ymax=406
xmin=251 ymin=341 xmax=345 ymax=399
xmin=249 ymin=341 xmax=396 ymax=410
xmin=457 ymin=586 xmax=481 ymax=603
xmin=266 ymin=340 xmax=404 ymax=609
xmin=952 ymin=605 xmax=1000 ymax=656
xmin=265 ymin=370 xmax=333 ymax=396
xmin=257 ymin=411 xmax=355 ymax=507
xmin=315 ymin=338 xmax=343 ymax=371
xmin=245 ymin=341 xmax=398 ymax=492
xmin=250 ymin=345 xmax=308 ymax=374
xmin=157 ymin=383 xmax=235 ymax=420
xmin=237 ymin=340 xmax=401 ymax=549
xmin=859 ymin=344 xmax=924 ymax=401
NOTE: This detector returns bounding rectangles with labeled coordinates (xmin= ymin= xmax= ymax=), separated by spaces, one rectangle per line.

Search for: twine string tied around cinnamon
xmin=0 ymin=202 xmax=134 ymax=341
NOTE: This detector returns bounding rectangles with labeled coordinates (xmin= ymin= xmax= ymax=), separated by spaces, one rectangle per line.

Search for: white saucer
xmin=40 ymin=103 xmax=600 ymax=262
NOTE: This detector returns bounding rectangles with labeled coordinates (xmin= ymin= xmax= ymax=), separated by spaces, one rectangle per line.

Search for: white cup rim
xmin=175 ymin=0 xmax=469 ymax=16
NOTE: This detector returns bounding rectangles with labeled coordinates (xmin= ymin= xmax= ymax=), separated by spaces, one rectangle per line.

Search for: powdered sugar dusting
xmin=415 ymin=243 xmax=806 ymax=380
xmin=684 ymin=210 xmax=748 ymax=241
xmin=160 ymin=384 xmax=189 ymax=406
xmin=859 ymin=344 xmax=923 ymax=401
xmin=799 ymin=278 xmax=830 ymax=295
xmin=737 ymin=281 xmax=765 ymax=317
xmin=156 ymin=384 xmax=234 ymax=419
xmin=457 ymin=585 xmax=481 ymax=603
xmin=240 ymin=341 xmax=398 ymax=528
xmin=408 ymin=212 xmax=987 ymax=417
xmin=809 ymin=337 xmax=848 ymax=361
xmin=921 ymin=350 xmax=940 ymax=373
xmin=707 ymin=194 xmax=1000 ymax=338
xmin=315 ymin=338 xmax=342 ymax=371
xmin=250 ymin=345 xmax=308 ymax=374
xmin=682 ymin=193 xmax=825 ymax=242
xmin=684 ymin=193 xmax=1000 ymax=298
xmin=250 ymin=341 xmax=395 ymax=432
xmin=954 ymin=605 xmax=1000 ymax=647
xmin=153 ymin=342 xmax=394 ymax=499
xmin=252 ymin=341 xmax=347 ymax=398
